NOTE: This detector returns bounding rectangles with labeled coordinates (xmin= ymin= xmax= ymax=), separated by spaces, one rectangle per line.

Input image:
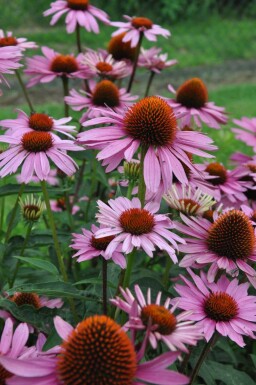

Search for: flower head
xmin=0 ymin=29 xmax=37 ymax=52
xmin=0 ymin=45 xmax=22 ymax=94
xmin=77 ymin=96 xmax=216 ymax=193
xmin=176 ymin=209 xmax=256 ymax=287
xmin=138 ymin=47 xmax=177 ymax=73
xmin=232 ymin=117 xmax=256 ymax=151
xmin=174 ymin=269 xmax=256 ymax=347
xmin=95 ymin=197 xmax=184 ymax=262
xmin=50 ymin=196 xmax=80 ymax=215
xmin=25 ymin=47 xmax=88 ymax=87
xmin=111 ymin=15 xmax=170 ymax=47
xmin=167 ymin=78 xmax=227 ymax=129
xmin=71 ymin=224 xmax=126 ymax=268
xmin=43 ymin=0 xmax=109 ymax=33
xmin=111 ymin=285 xmax=202 ymax=352
xmin=19 ymin=195 xmax=45 ymax=223
xmin=0 ymin=131 xmax=81 ymax=183
xmin=108 ymin=32 xmax=136 ymax=62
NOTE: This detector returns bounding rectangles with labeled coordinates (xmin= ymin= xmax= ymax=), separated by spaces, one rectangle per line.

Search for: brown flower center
xmin=23 ymin=205 xmax=41 ymax=220
xmin=57 ymin=315 xmax=136 ymax=385
xmin=22 ymin=131 xmax=53 ymax=153
xmin=141 ymin=304 xmax=177 ymax=335
xmin=176 ymin=78 xmax=208 ymax=109
xmin=207 ymin=209 xmax=255 ymax=260
xmin=204 ymin=292 xmax=238 ymax=321
xmin=91 ymin=235 xmax=115 ymax=251
xmin=203 ymin=209 xmax=214 ymax=223
xmin=108 ymin=32 xmax=136 ymax=61
xmin=92 ymin=80 xmax=120 ymax=107
xmin=57 ymin=198 xmax=66 ymax=210
xmin=29 ymin=113 xmax=53 ymax=132
xmin=119 ymin=208 xmax=154 ymax=235
xmin=178 ymin=198 xmax=201 ymax=215
xmin=96 ymin=62 xmax=113 ymax=73
xmin=0 ymin=36 xmax=18 ymax=47
xmin=124 ymin=96 xmax=177 ymax=146
xmin=248 ymin=163 xmax=256 ymax=173
xmin=131 ymin=17 xmax=153 ymax=30
xmin=51 ymin=55 xmax=78 ymax=74
xmin=12 ymin=292 xmax=41 ymax=309
xmin=250 ymin=210 xmax=256 ymax=223
xmin=67 ymin=0 xmax=89 ymax=10
xmin=205 ymin=162 xmax=227 ymax=185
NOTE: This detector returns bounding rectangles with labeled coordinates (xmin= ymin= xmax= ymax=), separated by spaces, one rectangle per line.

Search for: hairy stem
xmin=144 ymin=71 xmax=155 ymax=97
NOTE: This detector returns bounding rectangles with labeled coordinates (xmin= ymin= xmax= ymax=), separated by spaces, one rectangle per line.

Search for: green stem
xmin=138 ymin=145 xmax=147 ymax=207
xmin=15 ymin=70 xmax=35 ymax=113
xmin=127 ymin=33 xmax=143 ymax=93
xmin=126 ymin=181 xmax=134 ymax=200
xmin=65 ymin=190 xmax=74 ymax=230
xmin=5 ymin=183 xmax=25 ymax=244
xmin=102 ymin=258 xmax=108 ymax=315
xmin=75 ymin=24 xmax=82 ymax=53
xmin=9 ymin=222 xmax=33 ymax=288
xmin=73 ymin=159 xmax=86 ymax=204
xmin=144 ymin=71 xmax=155 ymax=97
xmin=122 ymin=249 xmax=136 ymax=289
xmin=0 ymin=197 xmax=5 ymax=232
xmin=85 ymin=156 xmax=97 ymax=222
xmin=189 ymin=333 xmax=218 ymax=385
xmin=62 ymin=76 xmax=69 ymax=117
xmin=162 ymin=257 xmax=172 ymax=288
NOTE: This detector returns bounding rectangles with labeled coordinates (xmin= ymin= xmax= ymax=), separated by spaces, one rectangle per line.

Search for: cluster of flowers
xmin=0 ymin=1 xmax=256 ymax=384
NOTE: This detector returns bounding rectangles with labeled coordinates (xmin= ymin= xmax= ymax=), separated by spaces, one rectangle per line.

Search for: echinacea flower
xmin=163 ymin=185 xmax=216 ymax=216
xmin=43 ymin=0 xmax=109 ymax=33
xmin=107 ymin=32 xmax=136 ymax=62
xmin=11 ymin=292 xmax=63 ymax=309
xmin=167 ymin=78 xmax=227 ymax=129
xmin=25 ymin=47 xmax=88 ymax=88
xmin=111 ymin=285 xmax=202 ymax=352
xmin=78 ymin=96 xmax=216 ymax=193
xmin=0 ymin=315 xmax=189 ymax=385
xmin=0 ymin=109 xmax=76 ymax=139
xmin=82 ymin=49 xmax=132 ymax=79
xmin=19 ymin=195 xmax=45 ymax=223
xmin=65 ymin=80 xmax=137 ymax=121
xmin=0 ymin=131 xmax=81 ymax=183
xmin=71 ymin=224 xmax=126 ymax=268
xmin=0 ymin=45 xmax=22 ymax=94
xmin=95 ymin=197 xmax=184 ymax=262
xmin=138 ymin=47 xmax=177 ymax=73
xmin=176 ymin=209 xmax=256 ymax=287
xmin=111 ymin=15 xmax=170 ymax=47
xmin=50 ymin=197 xmax=80 ymax=215
xmin=174 ymin=269 xmax=256 ymax=347
xmin=232 ymin=116 xmax=256 ymax=151
xmin=0 ymin=29 xmax=37 ymax=51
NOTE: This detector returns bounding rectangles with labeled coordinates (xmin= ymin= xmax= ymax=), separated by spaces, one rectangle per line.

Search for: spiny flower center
xmin=178 ymin=198 xmax=201 ymax=215
xmin=124 ymin=96 xmax=177 ymax=147
xmin=176 ymin=78 xmax=208 ymax=109
xmin=131 ymin=17 xmax=153 ymax=30
xmin=92 ymin=80 xmax=120 ymax=107
xmin=51 ymin=55 xmax=78 ymax=74
xmin=203 ymin=209 xmax=214 ymax=223
xmin=119 ymin=208 xmax=154 ymax=235
xmin=248 ymin=163 xmax=256 ymax=173
xmin=91 ymin=235 xmax=115 ymax=251
xmin=67 ymin=0 xmax=89 ymax=10
xmin=57 ymin=315 xmax=137 ymax=385
xmin=12 ymin=292 xmax=41 ymax=309
xmin=141 ymin=304 xmax=177 ymax=335
xmin=0 ymin=365 xmax=12 ymax=384
xmin=96 ymin=62 xmax=113 ymax=73
xmin=0 ymin=36 xmax=18 ymax=47
xmin=205 ymin=162 xmax=227 ymax=185
xmin=108 ymin=33 xmax=136 ymax=61
xmin=204 ymin=292 xmax=238 ymax=321
xmin=22 ymin=131 xmax=53 ymax=153
xmin=23 ymin=204 xmax=41 ymax=219
xmin=207 ymin=209 xmax=255 ymax=260
xmin=29 ymin=113 xmax=53 ymax=132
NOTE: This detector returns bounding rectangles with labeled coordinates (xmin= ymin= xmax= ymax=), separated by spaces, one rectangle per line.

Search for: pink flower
xmin=232 ymin=117 xmax=256 ymax=151
xmin=0 ymin=315 xmax=189 ymax=385
xmin=77 ymin=96 xmax=216 ymax=194
xmin=175 ymin=209 xmax=256 ymax=287
xmin=24 ymin=47 xmax=88 ymax=88
xmin=0 ymin=109 xmax=76 ymax=139
xmin=111 ymin=285 xmax=202 ymax=352
xmin=43 ymin=0 xmax=109 ymax=34
xmin=138 ymin=47 xmax=177 ymax=73
xmin=71 ymin=224 xmax=126 ymax=268
xmin=95 ymin=197 xmax=184 ymax=262
xmin=174 ymin=269 xmax=256 ymax=347
xmin=0 ymin=45 xmax=22 ymax=94
xmin=0 ymin=29 xmax=37 ymax=51
xmin=50 ymin=197 xmax=80 ymax=215
xmin=65 ymin=80 xmax=137 ymax=122
xmin=111 ymin=15 xmax=170 ymax=47
xmin=167 ymin=79 xmax=227 ymax=129
xmin=0 ymin=131 xmax=81 ymax=183
xmin=82 ymin=49 xmax=132 ymax=79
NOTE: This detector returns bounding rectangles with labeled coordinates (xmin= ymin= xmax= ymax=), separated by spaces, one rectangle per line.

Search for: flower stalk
xmin=127 ymin=33 xmax=143 ymax=93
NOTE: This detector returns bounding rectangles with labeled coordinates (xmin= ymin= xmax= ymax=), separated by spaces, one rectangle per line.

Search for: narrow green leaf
xmin=14 ymin=256 xmax=59 ymax=276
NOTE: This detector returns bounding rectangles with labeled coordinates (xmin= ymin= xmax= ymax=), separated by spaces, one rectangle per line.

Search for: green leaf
xmin=42 ymin=329 xmax=62 ymax=351
xmin=14 ymin=256 xmax=59 ymax=276
xmin=0 ymin=184 xmax=70 ymax=197
xmin=250 ymin=354 xmax=256 ymax=368
xmin=206 ymin=361 xmax=255 ymax=385
xmin=73 ymin=278 xmax=115 ymax=289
